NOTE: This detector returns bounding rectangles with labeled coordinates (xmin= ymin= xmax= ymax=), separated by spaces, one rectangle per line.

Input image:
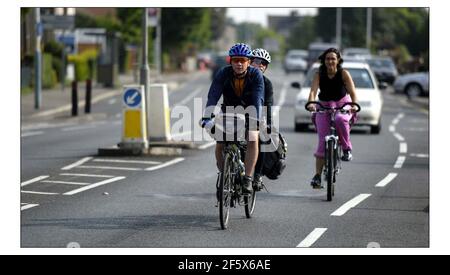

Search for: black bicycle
xmin=305 ymin=101 xmax=361 ymax=201
xmin=206 ymin=113 xmax=257 ymax=229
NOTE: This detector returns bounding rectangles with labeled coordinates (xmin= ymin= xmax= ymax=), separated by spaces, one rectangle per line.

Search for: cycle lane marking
xmin=375 ymin=173 xmax=398 ymax=187
xmin=21 ymin=175 xmax=50 ymax=187
xmin=61 ymin=157 xmax=93 ymax=170
xmin=394 ymin=156 xmax=406 ymax=169
xmin=145 ymin=157 xmax=185 ymax=171
xmin=331 ymin=194 xmax=372 ymax=216
xmin=297 ymin=228 xmax=328 ymax=248
xmin=63 ymin=176 xmax=126 ymax=196
xmin=21 ymin=204 xmax=40 ymax=211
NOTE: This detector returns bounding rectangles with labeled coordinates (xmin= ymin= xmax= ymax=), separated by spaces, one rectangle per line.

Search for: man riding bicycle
xmin=201 ymin=43 xmax=265 ymax=195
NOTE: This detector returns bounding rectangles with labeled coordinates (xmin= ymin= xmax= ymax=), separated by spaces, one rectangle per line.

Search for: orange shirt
xmin=233 ymin=77 xmax=245 ymax=97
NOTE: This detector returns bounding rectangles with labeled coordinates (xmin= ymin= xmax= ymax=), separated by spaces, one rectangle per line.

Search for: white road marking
xmin=93 ymin=158 xmax=162 ymax=165
xmin=63 ymin=176 xmax=125 ymax=196
xmin=375 ymin=173 xmax=398 ymax=187
xmin=78 ymin=165 xmax=143 ymax=171
xmin=410 ymin=153 xmax=429 ymax=158
xmin=21 ymin=204 xmax=39 ymax=211
xmin=400 ymin=142 xmax=408 ymax=153
xmin=108 ymin=98 xmax=117 ymax=105
xmin=389 ymin=125 xmax=395 ymax=132
xmin=21 ymin=175 xmax=50 ymax=187
xmin=176 ymin=87 xmax=203 ymax=106
xmin=21 ymin=131 xmax=44 ymax=137
xmin=145 ymin=157 xmax=185 ymax=171
xmin=393 ymin=133 xmax=405 ymax=142
xmin=41 ymin=180 xmax=90 ymax=186
xmin=21 ymin=190 xmax=59 ymax=195
xmin=273 ymin=82 xmax=288 ymax=118
xmin=60 ymin=173 xmax=115 ymax=178
xmin=297 ymin=228 xmax=328 ymax=248
xmin=61 ymin=157 xmax=93 ymax=170
xmin=394 ymin=156 xmax=406 ymax=168
xmin=198 ymin=141 xmax=216 ymax=150
xmin=61 ymin=125 xmax=96 ymax=132
xmin=331 ymin=194 xmax=372 ymax=216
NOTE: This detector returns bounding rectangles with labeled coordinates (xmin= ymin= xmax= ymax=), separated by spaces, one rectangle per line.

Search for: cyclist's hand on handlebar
xmin=307 ymin=104 xmax=317 ymax=112
xmin=200 ymin=118 xmax=214 ymax=129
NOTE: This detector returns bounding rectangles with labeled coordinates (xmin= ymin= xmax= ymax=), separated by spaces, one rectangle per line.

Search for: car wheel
xmin=295 ymin=123 xmax=308 ymax=132
xmin=370 ymin=121 xmax=381 ymax=134
xmin=405 ymin=83 xmax=423 ymax=98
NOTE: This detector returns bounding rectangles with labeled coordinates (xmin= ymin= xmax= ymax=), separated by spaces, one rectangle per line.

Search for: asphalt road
xmin=21 ymin=67 xmax=429 ymax=248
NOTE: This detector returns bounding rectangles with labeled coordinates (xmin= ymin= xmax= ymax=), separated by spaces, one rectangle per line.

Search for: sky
xmin=226 ymin=8 xmax=318 ymax=28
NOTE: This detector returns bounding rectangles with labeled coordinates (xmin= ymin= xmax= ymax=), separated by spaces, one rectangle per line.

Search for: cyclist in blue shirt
xmin=201 ymin=43 xmax=265 ymax=195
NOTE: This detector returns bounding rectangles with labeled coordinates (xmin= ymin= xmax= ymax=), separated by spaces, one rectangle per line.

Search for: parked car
xmin=366 ymin=56 xmax=399 ymax=85
xmin=307 ymin=42 xmax=339 ymax=68
xmin=343 ymin=47 xmax=372 ymax=59
xmin=284 ymin=49 xmax=308 ymax=73
xmin=210 ymin=52 xmax=230 ymax=80
xmin=393 ymin=72 xmax=429 ymax=97
xmin=292 ymin=62 xmax=384 ymax=134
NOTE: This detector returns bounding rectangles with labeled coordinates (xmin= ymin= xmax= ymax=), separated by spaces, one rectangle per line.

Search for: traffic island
xmin=98 ymin=144 xmax=182 ymax=156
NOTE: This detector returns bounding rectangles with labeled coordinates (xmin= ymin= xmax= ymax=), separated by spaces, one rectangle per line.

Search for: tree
xmin=288 ymin=16 xmax=316 ymax=49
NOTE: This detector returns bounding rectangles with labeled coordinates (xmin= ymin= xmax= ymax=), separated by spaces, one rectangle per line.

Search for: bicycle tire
xmin=244 ymin=188 xmax=257 ymax=218
xmin=326 ymin=139 xmax=334 ymax=201
xmin=219 ymin=153 xmax=233 ymax=229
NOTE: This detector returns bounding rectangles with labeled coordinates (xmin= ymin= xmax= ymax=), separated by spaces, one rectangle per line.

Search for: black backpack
xmin=261 ymin=131 xmax=287 ymax=180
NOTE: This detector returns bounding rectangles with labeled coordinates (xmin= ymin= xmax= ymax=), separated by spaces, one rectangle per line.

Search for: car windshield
xmin=367 ymin=59 xmax=395 ymax=69
xmin=303 ymin=68 xmax=375 ymax=89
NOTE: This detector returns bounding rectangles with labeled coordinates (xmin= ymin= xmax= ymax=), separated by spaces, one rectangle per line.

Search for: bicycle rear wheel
xmin=244 ymin=188 xmax=257 ymax=218
xmin=325 ymin=139 xmax=335 ymax=201
xmin=219 ymin=153 xmax=233 ymax=229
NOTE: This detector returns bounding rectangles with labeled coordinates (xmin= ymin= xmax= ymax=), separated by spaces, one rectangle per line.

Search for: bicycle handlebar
xmin=305 ymin=101 xmax=361 ymax=113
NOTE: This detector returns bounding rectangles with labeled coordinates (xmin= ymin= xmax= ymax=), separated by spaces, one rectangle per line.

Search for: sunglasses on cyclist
xmin=231 ymin=57 xmax=250 ymax=64
xmin=251 ymin=58 xmax=268 ymax=66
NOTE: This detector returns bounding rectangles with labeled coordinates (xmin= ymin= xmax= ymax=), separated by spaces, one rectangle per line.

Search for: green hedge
xmin=43 ymin=53 xmax=57 ymax=89
xmin=67 ymin=49 xmax=98 ymax=81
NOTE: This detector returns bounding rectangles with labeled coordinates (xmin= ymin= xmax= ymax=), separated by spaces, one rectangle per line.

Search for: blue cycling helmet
xmin=228 ymin=43 xmax=253 ymax=58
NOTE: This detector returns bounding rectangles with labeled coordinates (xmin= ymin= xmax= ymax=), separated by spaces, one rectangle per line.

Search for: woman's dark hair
xmin=318 ymin=48 xmax=344 ymax=73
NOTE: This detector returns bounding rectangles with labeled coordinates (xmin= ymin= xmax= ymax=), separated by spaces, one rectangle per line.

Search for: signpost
xmin=121 ymin=85 xmax=148 ymax=150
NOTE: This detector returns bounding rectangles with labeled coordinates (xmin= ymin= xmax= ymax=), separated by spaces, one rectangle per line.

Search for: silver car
xmin=393 ymin=72 xmax=429 ymax=97
xmin=292 ymin=62 xmax=384 ymax=134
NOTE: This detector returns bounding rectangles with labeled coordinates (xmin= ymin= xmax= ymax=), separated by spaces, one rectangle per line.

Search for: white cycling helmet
xmin=252 ymin=48 xmax=271 ymax=64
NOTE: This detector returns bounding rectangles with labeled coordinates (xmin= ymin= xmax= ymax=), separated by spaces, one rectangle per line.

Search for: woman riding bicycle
xmin=250 ymin=48 xmax=274 ymax=191
xmin=306 ymin=48 xmax=359 ymax=189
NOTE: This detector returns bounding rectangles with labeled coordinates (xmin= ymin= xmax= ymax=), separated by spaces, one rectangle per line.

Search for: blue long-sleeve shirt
xmin=205 ymin=65 xmax=264 ymax=119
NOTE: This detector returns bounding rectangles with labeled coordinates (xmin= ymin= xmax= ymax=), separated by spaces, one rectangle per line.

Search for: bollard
xmin=85 ymin=79 xmax=92 ymax=113
xmin=71 ymin=81 xmax=78 ymax=116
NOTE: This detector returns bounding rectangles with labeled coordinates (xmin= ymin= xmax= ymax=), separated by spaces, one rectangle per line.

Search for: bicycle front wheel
xmin=325 ymin=139 xmax=335 ymax=201
xmin=244 ymin=188 xmax=257 ymax=218
xmin=219 ymin=153 xmax=233 ymax=229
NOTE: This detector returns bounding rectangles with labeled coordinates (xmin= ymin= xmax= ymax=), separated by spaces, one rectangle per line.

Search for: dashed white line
xmin=410 ymin=153 xmax=429 ymax=158
xmin=61 ymin=157 xmax=93 ymax=170
xmin=78 ymin=165 xmax=143 ymax=171
xmin=331 ymin=194 xmax=372 ymax=216
xmin=198 ymin=141 xmax=216 ymax=150
xmin=145 ymin=157 xmax=185 ymax=171
xmin=389 ymin=125 xmax=395 ymax=132
xmin=297 ymin=228 xmax=328 ymax=248
xmin=176 ymin=87 xmax=204 ymax=106
xmin=375 ymin=173 xmax=398 ymax=187
xmin=393 ymin=133 xmax=405 ymax=142
xmin=21 ymin=175 xmax=50 ymax=187
xmin=394 ymin=156 xmax=406 ymax=168
xmin=60 ymin=173 xmax=115 ymax=178
xmin=21 ymin=204 xmax=39 ymax=211
xmin=21 ymin=190 xmax=59 ymax=195
xmin=400 ymin=142 xmax=408 ymax=154
xmin=93 ymin=159 xmax=162 ymax=165
xmin=21 ymin=131 xmax=44 ymax=137
xmin=41 ymin=180 xmax=90 ymax=186
xmin=63 ymin=176 xmax=126 ymax=196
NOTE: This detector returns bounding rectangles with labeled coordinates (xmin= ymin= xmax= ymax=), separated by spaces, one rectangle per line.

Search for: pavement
xmin=21 ymin=70 xmax=207 ymax=126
